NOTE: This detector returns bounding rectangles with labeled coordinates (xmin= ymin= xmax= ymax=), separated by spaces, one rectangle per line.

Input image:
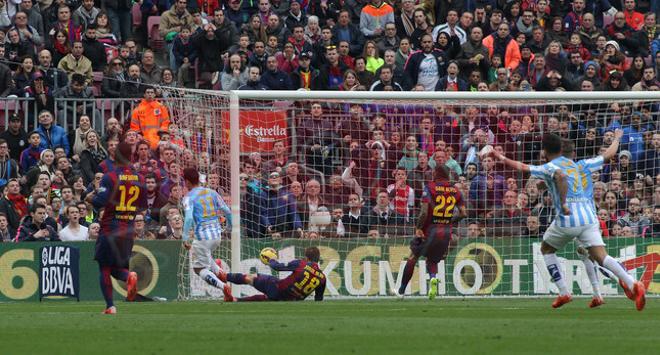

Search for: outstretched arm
xmin=492 ymin=152 xmax=530 ymax=172
xmin=268 ymin=259 xmax=299 ymax=272
xmin=600 ymin=129 xmax=623 ymax=161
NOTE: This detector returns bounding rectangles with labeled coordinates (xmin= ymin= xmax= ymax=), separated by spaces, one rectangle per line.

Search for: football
xmin=259 ymin=247 xmax=277 ymax=265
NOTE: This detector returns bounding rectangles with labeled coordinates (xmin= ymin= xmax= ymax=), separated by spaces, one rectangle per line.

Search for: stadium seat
xmin=147 ymin=16 xmax=163 ymax=52
xmin=132 ymin=3 xmax=142 ymax=28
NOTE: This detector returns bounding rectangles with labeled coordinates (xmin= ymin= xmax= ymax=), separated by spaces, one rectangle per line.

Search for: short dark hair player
xmin=395 ymin=165 xmax=466 ymax=299
xmin=221 ymin=246 xmax=326 ymax=302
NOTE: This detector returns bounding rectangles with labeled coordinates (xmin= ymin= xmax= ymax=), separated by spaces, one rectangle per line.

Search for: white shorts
xmin=543 ymin=221 xmax=605 ymax=250
xmin=191 ymin=239 xmax=222 ymax=269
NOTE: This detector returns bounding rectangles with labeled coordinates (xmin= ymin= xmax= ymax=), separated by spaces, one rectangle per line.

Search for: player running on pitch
xmin=395 ymin=165 xmax=467 ymax=300
xmin=562 ymin=133 xmax=623 ymax=308
xmin=182 ymin=168 xmax=233 ymax=300
xmin=221 ymin=246 xmax=326 ymax=302
xmin=87 ymin=142 xmax=147 ymax=314
xmin=492 ymin=133 xmax=645 ymax=310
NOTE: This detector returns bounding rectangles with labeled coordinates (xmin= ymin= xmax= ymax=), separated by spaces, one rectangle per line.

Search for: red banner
xmin=222 ymin=111 xmax=288 ymax=153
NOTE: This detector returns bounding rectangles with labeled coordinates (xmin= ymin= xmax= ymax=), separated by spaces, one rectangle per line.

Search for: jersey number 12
xmin=116 ymin=185 xmax=140 ymax=212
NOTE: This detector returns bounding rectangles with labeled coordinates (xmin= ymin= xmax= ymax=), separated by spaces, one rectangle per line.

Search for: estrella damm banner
xmin=237 ymin=237 xmax=660 ymax=297
xmin=0 ymin=241 xmax=180 ymax=302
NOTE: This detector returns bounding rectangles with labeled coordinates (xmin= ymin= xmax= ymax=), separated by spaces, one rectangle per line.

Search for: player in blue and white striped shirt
xmin=182 ymin=168 xmax=233 ymax=300
xmin=492 ymin=133 xmax=645 ymax=311
xmin=563 ymin=136 xmax=620 ymax=308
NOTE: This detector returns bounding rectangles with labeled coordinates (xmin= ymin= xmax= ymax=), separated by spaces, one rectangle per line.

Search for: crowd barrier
xmin=2 ymin=237 xmax=657 ymax=301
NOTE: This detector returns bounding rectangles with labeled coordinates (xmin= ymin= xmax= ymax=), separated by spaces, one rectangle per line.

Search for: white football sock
xmin=210 ymin=260 xmax=221 ymax=275
xmin=602 ymin=255 xmax=634 ymax=290
xmin=199 ymin=268 xmax=225 ymax=289
xmin=543 ymin=253 xmax=570 ymax=296
xmin=579 ymin=255 xmax=601 ymax=298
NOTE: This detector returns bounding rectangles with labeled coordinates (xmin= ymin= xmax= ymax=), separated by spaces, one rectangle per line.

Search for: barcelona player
xmin=221 ymin=247 xmax=326 ymax=302
xmin=86 ymin=142 xmax=147 ymax=314
xmin=395 ymin=165 xmax=467 ymax=300
xmin=492 ymin=133 xmax=645 ymax=310
xmin=182 ymin=168 xmax=233 ymax=300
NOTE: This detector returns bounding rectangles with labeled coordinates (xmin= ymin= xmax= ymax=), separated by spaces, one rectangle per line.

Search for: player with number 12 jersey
xmin=89 ymin=142 xmax=147 ymax=314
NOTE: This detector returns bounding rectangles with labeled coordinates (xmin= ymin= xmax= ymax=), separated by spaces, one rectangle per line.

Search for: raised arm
xmin=492 ymin=151 xmax=530 ymax=172
xmin=600 ymin=129 xmax=623 ymax=161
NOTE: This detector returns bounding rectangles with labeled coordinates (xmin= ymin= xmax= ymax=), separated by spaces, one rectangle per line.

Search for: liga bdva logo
xmin=39 ymin=246 xmax=80 ymax=301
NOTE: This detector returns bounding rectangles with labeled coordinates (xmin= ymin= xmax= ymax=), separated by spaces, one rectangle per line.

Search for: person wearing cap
xmin=290 ymin=50 xmax=320 ymax=90
xmin=25 ymin=70 xmax=55 ymax=115
xmin=0 ymin=114 xmax=27 ymax=162
xmin=284 ymin=1 xmax=307 ymax=31
xmin=262 ymin=170 xmax=303 ymax=238
xmin=617 ymin=150 xmax=637 ymax=183
xmin=579 ymin=60 xmax=602 ymax=87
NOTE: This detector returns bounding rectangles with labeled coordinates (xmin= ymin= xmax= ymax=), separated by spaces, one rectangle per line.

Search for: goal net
xmin=169 ymin=89 xmax=660 ymax=299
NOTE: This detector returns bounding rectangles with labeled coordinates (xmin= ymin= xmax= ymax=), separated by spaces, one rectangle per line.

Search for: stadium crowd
xmin=0 ymin=0 xmax=656 ymax=243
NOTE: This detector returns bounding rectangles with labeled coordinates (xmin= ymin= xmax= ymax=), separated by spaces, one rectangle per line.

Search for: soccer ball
xmin=259 ymin=247 xmax=277 ymax=265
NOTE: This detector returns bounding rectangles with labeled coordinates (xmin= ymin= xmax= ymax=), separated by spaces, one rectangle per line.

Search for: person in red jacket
xmin=482 ymin=22 xmax=521 ymax=73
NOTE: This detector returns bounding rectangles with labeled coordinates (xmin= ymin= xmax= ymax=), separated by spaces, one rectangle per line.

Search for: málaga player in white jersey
xmin=182 ymin=168 xmax=233 ymax=301
xmin=491 ymin=133 xmax=645 ymax=311
xmin=562 ymin=133 xmax=622 ymax=308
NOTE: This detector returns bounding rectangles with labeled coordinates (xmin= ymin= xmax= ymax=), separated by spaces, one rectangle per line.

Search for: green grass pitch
xmin=0 ymin=298 xmax=656 ymax=355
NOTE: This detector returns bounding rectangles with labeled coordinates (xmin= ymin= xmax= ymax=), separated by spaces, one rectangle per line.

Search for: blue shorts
xmin=94 ymin=235 xmax=133 ymax=268
xmin=253 ymin=274 xmax=281 ymax=300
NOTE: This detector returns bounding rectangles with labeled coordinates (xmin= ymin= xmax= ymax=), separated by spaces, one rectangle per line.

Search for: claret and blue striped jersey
xmin=183 ymin=187 xmax=232 ymax=241
xmin=529 ymin=156 xmax=599 ymax=228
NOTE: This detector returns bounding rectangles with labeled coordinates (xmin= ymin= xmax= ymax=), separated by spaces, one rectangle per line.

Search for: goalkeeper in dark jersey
xmin=220 ymin=247 xmax=326 ymax=302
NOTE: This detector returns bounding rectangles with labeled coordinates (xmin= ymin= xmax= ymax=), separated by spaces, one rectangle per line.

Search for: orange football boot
xmin=126 ymin=272 xmax=138 ymax=302
xmin=552 ymin=294 xmax=572 ymax=308
xmin=588 ymin=296 xmax=604 ymax=308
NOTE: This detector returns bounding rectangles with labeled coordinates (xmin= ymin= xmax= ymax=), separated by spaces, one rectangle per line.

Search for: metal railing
xmin=0 ymin=96 xmax=211 ymax=135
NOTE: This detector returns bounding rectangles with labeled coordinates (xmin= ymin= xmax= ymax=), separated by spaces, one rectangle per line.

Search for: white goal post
xmin=178 ymin=89 xmax=659 ymax=299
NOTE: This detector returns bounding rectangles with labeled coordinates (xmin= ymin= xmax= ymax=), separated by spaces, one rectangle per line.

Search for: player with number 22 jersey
xmin=395 ymin=165 xmax=466 ymax=300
